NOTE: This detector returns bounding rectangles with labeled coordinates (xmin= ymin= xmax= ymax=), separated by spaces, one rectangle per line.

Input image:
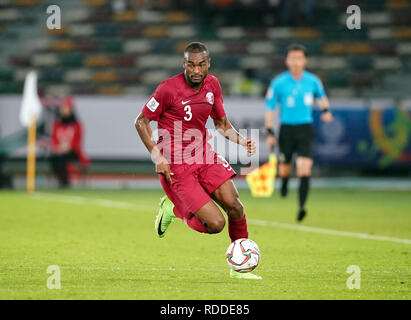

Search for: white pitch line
xmin=33 ymin=192 xmax=153 ymax=211
xmin=32 ymin=192 xmax=411 ymax=245
xmin=248 ymin=219 xmax=411 ymax=245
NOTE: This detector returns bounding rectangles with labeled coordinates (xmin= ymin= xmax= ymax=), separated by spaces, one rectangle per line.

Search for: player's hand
xmin=321 ymin=111 xmax=333 ymax=123
xmin=151 ymin=147 xmax=174 ymax=184
xmin=245 ymin=138 xmax=256 ymax=155
xmin=155 ymin=158 xmax=174 ymax=184
xmin=266 ymin=135 xmax=276 ymax=151
xmin=153 ymin=153 xmax=174 ymax=184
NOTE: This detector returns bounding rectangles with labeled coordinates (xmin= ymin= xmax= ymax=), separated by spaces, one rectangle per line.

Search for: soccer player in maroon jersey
xmin=135 ymin=42 xmax=261 ymax=279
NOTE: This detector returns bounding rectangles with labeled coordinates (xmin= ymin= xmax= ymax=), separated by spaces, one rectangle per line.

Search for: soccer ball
xmin=226 ymin=238 xmax=260 ymax=273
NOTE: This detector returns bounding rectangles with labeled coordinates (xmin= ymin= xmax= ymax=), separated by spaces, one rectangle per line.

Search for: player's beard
xmin=185 ymin=71 xmax=207 ymax=88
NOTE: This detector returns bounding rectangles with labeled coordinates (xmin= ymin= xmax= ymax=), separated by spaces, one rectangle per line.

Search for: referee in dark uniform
xmin=265 ymin=44 xmax=333 ymax=222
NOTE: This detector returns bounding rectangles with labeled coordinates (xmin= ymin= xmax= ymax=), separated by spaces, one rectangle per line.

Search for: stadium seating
xmin=0 ymin=0 xmax=410 ymax=97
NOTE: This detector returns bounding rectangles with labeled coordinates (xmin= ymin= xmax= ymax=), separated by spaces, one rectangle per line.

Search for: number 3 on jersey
xmin=184 ymin=105 xmax=192 ymax=121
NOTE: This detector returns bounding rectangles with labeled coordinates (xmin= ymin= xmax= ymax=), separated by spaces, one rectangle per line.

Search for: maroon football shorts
xmin=159 ymin=151 xmax=236 ymax=219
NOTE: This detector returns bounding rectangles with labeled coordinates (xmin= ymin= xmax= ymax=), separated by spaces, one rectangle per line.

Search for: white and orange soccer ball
xmin=226 ymin=238 xmax=261 ymax=273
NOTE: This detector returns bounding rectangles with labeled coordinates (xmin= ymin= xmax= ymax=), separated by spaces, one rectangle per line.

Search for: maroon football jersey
xmin=142 ymin=73 xmax=226 ymax=165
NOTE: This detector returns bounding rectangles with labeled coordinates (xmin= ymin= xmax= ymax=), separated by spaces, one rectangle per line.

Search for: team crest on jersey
xmin=206 ymin=92 xmax=214 ymax=105
xmin=146 ymin=97 xmax=159 ymax=112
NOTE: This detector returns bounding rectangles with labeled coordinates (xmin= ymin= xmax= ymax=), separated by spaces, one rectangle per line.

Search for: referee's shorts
xmin=278 ymin=123 xmax=315 ymax=164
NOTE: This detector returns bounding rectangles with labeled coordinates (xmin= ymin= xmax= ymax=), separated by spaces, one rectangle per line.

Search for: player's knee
xmin=207 ymin=217 xmax=226 ymax=234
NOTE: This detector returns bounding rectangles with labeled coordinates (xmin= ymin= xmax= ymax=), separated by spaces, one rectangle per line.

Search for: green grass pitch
xmin=0 ymin=187 xmax=410 ymax=300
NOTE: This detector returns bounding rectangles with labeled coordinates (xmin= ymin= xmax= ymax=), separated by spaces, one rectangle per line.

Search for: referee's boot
xmin=297 ymin=208 xmax=307 ymax=222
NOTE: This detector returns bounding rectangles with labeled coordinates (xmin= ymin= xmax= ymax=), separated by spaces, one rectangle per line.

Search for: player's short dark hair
xmin=286 ymin=43 xmax=307 ymax=57
xmin=184 ymin=42 xmax=209 ymax=58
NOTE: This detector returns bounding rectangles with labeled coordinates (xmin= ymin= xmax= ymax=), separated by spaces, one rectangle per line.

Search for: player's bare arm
xmin=317 ymin=96 xmax=333 ymax=123
xmin=135 ymin=112 xmax=174 ymax=184
xmin=213 ymin=116 xmax=256 ymax=155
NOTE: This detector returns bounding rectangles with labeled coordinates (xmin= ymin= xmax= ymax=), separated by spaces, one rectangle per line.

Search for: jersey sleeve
xmin=141 ymin=81 xmax=171 ymax=121
xmin=210 ymin=78 xmax=226 ymax=119
xmin=265 ymin=78 xmax=280 ymax=110
xmin=313 ymin=76 xmax=326 ymax=98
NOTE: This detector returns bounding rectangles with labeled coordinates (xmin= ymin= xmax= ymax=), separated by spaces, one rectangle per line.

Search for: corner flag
xmin=246 ymin=152 xmax=277 ymax=197
xmin=19 ymin=71 xmax=42 ymax=193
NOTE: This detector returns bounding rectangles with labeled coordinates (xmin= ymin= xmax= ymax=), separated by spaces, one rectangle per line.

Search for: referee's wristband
xmin=265 ymin=128 xmax=275 ymax=137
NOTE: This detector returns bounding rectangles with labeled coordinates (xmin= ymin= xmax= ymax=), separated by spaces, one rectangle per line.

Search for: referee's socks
xmin=298 ymin=176 xmax=310 ymax=222
xmin=280 ymin=177 xmax=289 ymax=197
